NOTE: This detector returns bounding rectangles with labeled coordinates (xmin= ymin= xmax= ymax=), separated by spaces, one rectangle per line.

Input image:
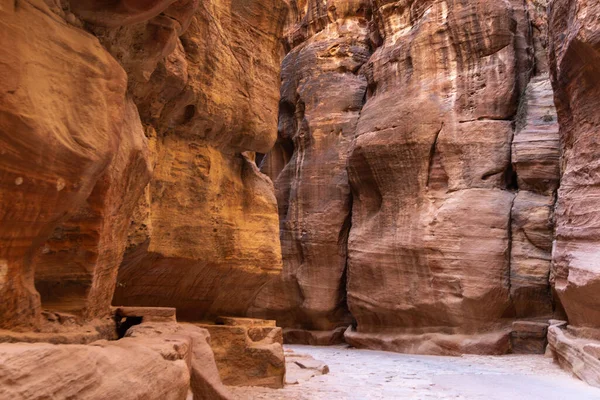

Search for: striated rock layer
xmin=549 ymin=0 xmax=600 ymax=331
xmin=345 ymin=0 xmax=541 ymax=354
xmin=0 ymin=0 xmax=151 ymax=330
xmin=251 ymin=0 xmax=371 ymax=335
xmin=111 ymin=0 xmax=288 ymax=321
xmin=255 ymin=0 xmax=562 ymax=353
xmin=0 ymin=316 xmax=233 ymax=400
xmin=546 ymin=0 xmax=600 ymax=386
xmin=196 ymin=318 xmax=285 ymax=388
xmin=0 ymin=0 xmax=287 ymax=329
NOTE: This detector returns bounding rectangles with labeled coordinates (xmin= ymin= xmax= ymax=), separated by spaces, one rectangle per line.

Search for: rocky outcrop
xmin=0 ymin=0 xmax=151 ymax=330
xmin=256 ymin=0 xmax=562 ymax=353
xmin=284 ymin=348 xmax=329 ymax=385
xmin=547 ymin=321 xmax=600 ymax=389
xmin=111 ymin=0 xmax=288 ymax=321
xmin=196 ymin=317 xmax=285 ymax=388
xmin=545 ymin=0 xmax=600 ymax=386
xmin=0 ymin=339 xmax=190 ymax=400
xmin=251 ymin=0 xmax=370 ymax=335
xmin=0 ymin=319 xmax=233 ymax=400
xmin=125 ymin=321 xmax=233 ymax=399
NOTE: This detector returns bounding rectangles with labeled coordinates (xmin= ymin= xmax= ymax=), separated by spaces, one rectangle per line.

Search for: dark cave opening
xmin=116 ymin=316 xmax=143 ymax=339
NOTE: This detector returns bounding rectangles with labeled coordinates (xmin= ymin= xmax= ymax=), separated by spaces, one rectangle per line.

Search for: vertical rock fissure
xmin=426 ymin=122 xmax=444 ymax=189
xmin=507 ymin=193 xmax=516 ymax=305
xmin=337 ymin=191 xmax=354 ymax=326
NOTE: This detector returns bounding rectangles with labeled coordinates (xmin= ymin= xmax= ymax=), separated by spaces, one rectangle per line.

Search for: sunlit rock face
xmin=111 ymin=0 xmax=288 ymax=321
xmin=0 ymin=0 xmax=287 ymax=330
xmin=0 ymin=0 xmax=151 ymax=330
xmin=549 ymin=0 xmax=600 ymax=328
xmin=257 ymin=0 xmax=561 ymax=353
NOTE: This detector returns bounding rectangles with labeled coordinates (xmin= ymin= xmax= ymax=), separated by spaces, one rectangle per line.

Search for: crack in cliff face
xmin=507 ymin=193 xmax=516 ymax=308
xmin=337 ymin=191 xmax=354 ymax=324
xmin=426 ymin=122 xmax=444 ymax=189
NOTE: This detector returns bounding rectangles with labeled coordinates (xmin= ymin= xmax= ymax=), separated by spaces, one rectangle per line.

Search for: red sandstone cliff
xmin=2 ymin=0 xmax=600 ymax=393
xmin=252 ymin=0 xmax=564 ymax=354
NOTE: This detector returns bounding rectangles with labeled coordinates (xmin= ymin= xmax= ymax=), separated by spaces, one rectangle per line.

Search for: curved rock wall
xmin=548 ymin=0 xmax=600 ymax=329
xmin=257 ymin=0 xmax=562 ymax=353
xmin=545 ymin=0 xmax=600 ymax=385
xmin=111 ymin=0 xmax=288 ymax=321
xmin=0 ymin=0 xmax=286 ymax=330
xmin=251 ymin=0 xmax=371 ymax=333
xmin=0 ymin=0 xmax=150 ymax=330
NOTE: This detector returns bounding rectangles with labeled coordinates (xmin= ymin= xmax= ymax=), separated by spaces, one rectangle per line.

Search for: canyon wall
xmin=545 ymin=0 xmax=600 ymax=387
xmin=251 ymin=0 xmax=371 ymax=337
xmin=548 ymin=0 xmax=600 ymax=330
xmin=0 ymin=0 xmax=287 ymax=397
xmin=0 ymin=0 xmax=286 ymax=330
xmin=255 ymin=0 xmax=563 ymax=354
xmin=109 ymin=0 xmax=287 ymax=321
xmin=0 ymin=0 xmax=153 ymax=330
xmin=3 ymin=0 xmax=600 ymax=393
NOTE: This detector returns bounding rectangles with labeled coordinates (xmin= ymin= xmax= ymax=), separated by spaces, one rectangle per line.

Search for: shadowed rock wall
xmin=255 ymin=0 xmax=562 ymax=354
xmin=545 ymin=0 xmax=600 ymax=387
xmin=251 ymin=0 xmax=370 ymax=334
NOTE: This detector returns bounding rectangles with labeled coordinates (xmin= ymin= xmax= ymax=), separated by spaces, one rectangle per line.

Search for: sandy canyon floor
xmin=230 ymin=345 xmax=600 ymax=399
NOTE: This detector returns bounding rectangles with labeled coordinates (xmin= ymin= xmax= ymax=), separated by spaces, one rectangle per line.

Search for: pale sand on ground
xmin=229 ymin=345 xmax=600 ymax=399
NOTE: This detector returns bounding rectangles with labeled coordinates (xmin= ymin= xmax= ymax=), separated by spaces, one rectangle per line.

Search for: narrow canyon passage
xmin=4 ymin=0 xmax=600 ymax=398
xmin=231 ymin=345 xmax=600 ymax=400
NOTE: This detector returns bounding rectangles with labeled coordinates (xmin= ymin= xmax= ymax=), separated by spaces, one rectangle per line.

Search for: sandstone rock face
xmin=548 ymin=0 xmax=600 ymax=329
xmin=111 ymin=0 xmax=288 ymax=321
xmin=545 ymin=0 xmax=600 ymax=385
xmin=547 ymin=321 xmax=600 ymax=388
xmin=0 ymin=320 xmax=233 ymax=400
xmin=257 ymin=0 xmax=562 ymax=352
xmin=196 ymin=318 xmax=285 ymax=388
xmin=0 ymin=0 xmax=286 ymax=330
xmin=251 ymin=0 xmax=370 ymax=334
xmin=0 ymin=335 xmax=190 ymax=400
xmin=33 ymin=99 xmax=152 ymax=320
xmin=346 ymin=0 xmax=532 ymax=351
xmin=0 ymin=0 xmax=150 ymax=330
xmin=126 ymin=321 xmax=233 ymax=399
xmin=510 ymin=73 xmax=559 ymax=318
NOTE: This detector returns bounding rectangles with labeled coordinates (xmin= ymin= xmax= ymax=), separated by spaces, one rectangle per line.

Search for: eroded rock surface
xmin=548 ymin=0 xmax=600 ymax=330
xmin=256 ymin=0 xmax=561 ymax=353
xmin=345 ymin=0 xmax=535 ymax=353
xmin=545 ymin=0 xmax=600 ymax=386
xmin=1 ymin=1 xmax=287 ymax=397
xmin=196 ymin=317 xmax=285 ymax=389
xmin=0 ymin=319 xmax=233 ymax=400
xmin=0 ymin=0 xmax=149 ymax=330
xmin=250 ymin=0 xmax=370 ymax=335
xmin=111 ymin=0 xmax=288 ymax=321
xmin=0 ymin=0 xmax=287 ymax=328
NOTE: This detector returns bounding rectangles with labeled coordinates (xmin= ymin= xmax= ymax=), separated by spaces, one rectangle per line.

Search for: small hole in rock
xmin=116 ymin=316 xmax=143 ymax=339
xmin=184 ymin=105 xmax=196 ymax=122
